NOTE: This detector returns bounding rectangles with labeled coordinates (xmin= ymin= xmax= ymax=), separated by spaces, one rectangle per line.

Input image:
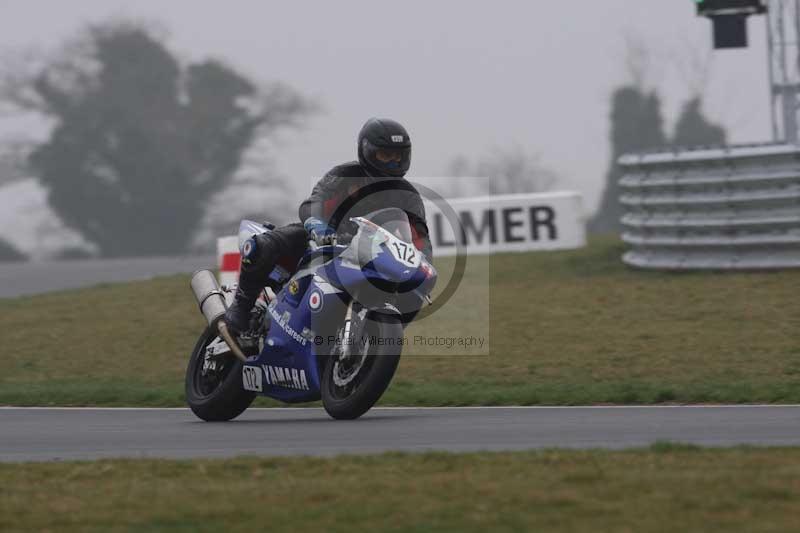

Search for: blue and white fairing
xmin=240 ymin=208 xmax=437 ymax=404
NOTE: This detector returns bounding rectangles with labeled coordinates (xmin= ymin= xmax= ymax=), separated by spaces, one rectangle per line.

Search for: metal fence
xmin=618 ymin=143 xmax=800 ymax=270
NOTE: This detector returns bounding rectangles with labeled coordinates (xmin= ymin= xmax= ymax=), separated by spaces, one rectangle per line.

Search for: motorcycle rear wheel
xmin=321 ymin=315 xmax=403 ymax=420
xmin=185 ymin=326 xmax=256 ymax=421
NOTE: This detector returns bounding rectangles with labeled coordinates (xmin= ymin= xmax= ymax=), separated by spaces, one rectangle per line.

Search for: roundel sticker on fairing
xmin=308 ymin=289 xmax=324 ymax=312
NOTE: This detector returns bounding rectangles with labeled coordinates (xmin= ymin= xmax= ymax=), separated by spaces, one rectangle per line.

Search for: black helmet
xmin=357 ymin=118 xmax=411 ymax=178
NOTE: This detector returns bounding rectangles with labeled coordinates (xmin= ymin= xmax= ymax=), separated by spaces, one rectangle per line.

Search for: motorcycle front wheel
xmin=321 ymin=315 xmax=403 ymax=420
xmin=185 ymin=326 xmax=255 ymax=421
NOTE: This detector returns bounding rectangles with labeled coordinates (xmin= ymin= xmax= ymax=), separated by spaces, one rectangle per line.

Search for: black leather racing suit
xmin=233 ymin=161 xmax=433 ymax=312
xmin=299 ymin=161 xmax=432 ymax=258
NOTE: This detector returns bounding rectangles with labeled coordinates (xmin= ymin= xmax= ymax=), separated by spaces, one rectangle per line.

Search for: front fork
xmin=339 ymin=300 xmax=369 ymax=361
xmin=340 ymin=301 xmax=354 ymax=360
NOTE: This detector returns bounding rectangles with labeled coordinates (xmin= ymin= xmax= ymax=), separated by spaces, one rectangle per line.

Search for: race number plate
xmin=242 ymin=365 xmax=263 ymax=392
xmin=389 ymin=240 xmax=419 ymax=267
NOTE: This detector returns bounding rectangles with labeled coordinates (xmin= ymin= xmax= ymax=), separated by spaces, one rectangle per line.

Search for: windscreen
xmin=362 ymin=208 xmax=413 ymax=243
xmin=340 ymin=208 xmax=414 ymax=267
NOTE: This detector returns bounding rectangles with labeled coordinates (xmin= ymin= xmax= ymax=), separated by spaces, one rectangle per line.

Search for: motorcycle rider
xmin=224 ymin=117 xmax=433 ymax=333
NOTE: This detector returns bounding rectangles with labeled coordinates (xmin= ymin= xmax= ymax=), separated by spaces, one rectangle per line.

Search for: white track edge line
xmin=1 ymin=405 xmax=799 ymax=411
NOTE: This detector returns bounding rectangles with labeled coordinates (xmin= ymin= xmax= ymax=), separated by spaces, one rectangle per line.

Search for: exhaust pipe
xmin=190 ymin=270 xmax=248 ymax=363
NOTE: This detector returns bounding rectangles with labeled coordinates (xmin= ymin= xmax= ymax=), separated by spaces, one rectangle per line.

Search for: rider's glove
xmin=303 ymin=217 xmax=335 ymax=245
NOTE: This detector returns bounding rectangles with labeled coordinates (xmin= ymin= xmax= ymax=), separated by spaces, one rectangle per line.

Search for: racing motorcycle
xmin=187 ymin=207 xmax=437 ymax=421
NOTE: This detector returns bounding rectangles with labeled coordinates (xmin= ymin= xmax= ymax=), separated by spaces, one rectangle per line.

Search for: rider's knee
xmin=241 ymin=224 xmax=307 ymax=275
xmin=241 ymin=231 xmax=282 ymax=274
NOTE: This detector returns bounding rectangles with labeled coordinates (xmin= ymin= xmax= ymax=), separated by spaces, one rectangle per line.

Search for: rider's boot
xmin=222 ymin=223 xmax=308 ymax=334
xmin=223 ymin=273 xmax=263 ymax=334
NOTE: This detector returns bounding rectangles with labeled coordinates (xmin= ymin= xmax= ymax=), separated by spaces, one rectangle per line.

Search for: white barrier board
xmin=216 ymin=191 xmax=586 ymax=284
xmin=423 ymin=191 xmax=585 ymax=257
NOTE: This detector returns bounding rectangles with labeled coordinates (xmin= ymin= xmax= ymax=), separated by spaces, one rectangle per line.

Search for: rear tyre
xmin=321 ymin=316 xmax=403 ymax=420
xmin=185 ymin=326 xmax=256 ymax=421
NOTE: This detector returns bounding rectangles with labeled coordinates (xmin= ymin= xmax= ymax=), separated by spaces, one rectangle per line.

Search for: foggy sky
xmin=0 ymin=1 xmax=772 ymax=213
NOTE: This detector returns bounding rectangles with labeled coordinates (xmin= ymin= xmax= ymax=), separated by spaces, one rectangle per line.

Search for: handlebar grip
xmin=308 ymin=235 xmax=337 ymax=251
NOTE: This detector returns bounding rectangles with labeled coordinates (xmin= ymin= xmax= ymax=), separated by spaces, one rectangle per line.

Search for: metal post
xmin=767 ymin=1 xmax=778 ymax=140
xmin=784 ymin=0 xmax=799 ymax=141
xmin=778 ymin=0 xmax=795 ymax=141
xmin=768 ymin=0 xmax=800 ymax=142
xmin=792 ymin=0 xmax=800 ymax=140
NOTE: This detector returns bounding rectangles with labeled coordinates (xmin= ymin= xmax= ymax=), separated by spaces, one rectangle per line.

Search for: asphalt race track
xmin=2 ymin=406 xmax=799 ymax=462
xmin=0 ymin=255 xmax=215 ymax=298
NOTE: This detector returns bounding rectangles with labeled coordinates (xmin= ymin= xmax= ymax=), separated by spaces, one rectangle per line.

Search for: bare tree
xmin=672 ymin=35 xmax=714 ymax=100
xmin=445 ymin=145 xmax=560 ymax=197
xmin=621 ymin=30 xmax=653 ymax=91
xmin=192 ymin=136 xmax=295 ymax=250
xmin=0 ymin=139 xmax=32 ymax=185
xmin=0 ymin=20 xmax=316 ymax=256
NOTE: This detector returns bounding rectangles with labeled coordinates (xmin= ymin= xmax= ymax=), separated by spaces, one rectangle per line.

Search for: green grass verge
xmin=3 ymin=446 xmax=800 ymax=532
xmin=1 ymin=236 xmax=799 ymax=406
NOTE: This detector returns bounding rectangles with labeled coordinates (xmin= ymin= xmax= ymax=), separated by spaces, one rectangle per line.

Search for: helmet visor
xmin=362 ymin=139 xmax=411 ymax=177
